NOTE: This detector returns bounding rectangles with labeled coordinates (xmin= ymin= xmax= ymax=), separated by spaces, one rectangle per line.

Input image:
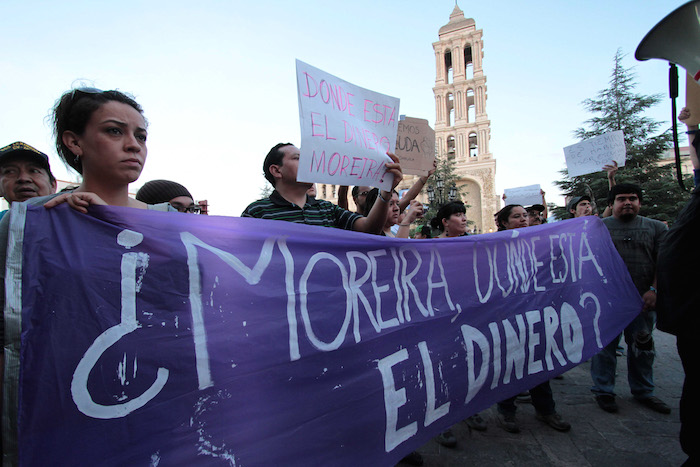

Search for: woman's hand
xmin=44 ymin=192 xmax=108 ymax=214
xmin=384 ymin=152 xmax=403 ymax=191
xmin=404 ymin=200 xmax=424 ymax=224
xmin=679 ymin=106 xmax=692 ymax=125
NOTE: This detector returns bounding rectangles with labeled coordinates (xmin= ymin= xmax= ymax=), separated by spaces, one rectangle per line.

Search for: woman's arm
xmin=396 ymin=200 xmax=424 ymax=238
xmin=43 ymin=192 xmax=108 ymax=214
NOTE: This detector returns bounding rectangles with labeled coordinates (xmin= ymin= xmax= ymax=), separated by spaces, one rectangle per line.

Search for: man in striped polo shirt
xmin=242 ymin=143 xmax=402 ymax=234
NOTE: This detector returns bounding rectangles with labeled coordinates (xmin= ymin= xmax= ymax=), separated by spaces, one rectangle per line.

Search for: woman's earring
xmin=74 ymin=154 xmax=80 ymax=165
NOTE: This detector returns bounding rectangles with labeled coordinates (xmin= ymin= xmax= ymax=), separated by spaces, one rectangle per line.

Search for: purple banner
xmin=6 ymin=205 xmax=641 ymax=465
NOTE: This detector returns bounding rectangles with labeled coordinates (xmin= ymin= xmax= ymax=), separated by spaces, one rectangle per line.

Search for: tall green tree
xmin=420 ymin=156 xmax=471 ymax=233
xmin=554 ymin=49 xmax=690 ymax=223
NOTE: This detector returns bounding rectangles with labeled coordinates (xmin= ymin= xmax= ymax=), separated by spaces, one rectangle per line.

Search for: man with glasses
xmin=0 ymin=142 xmax=57 ymax=220
xmin=136 ymin=179 xmax=201 ymax=214
xmin=351 ymin=185 xmax=372 ymax=213
xmin=526 ymin=204 xmax=546 ymax=226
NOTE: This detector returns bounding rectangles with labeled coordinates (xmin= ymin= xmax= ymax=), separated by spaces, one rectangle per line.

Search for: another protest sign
xmin=395 ymin=116 xmax=435 ymax=176
xmin=686 ymin=73 xmax=700 ymax=126
xmin=296 ymin=60 xmax=400 ymax=191
xmin=503 ymin=184 xmax=542 ymax=207
xmin=4 ymin=205 xmax=641 ymax=466
xmin=563 ymin=131 xmax=626 ymax=177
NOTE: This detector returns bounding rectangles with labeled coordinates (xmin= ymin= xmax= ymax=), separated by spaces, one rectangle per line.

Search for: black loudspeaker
xmin=636 ymin=1 xmax=700 ymax=81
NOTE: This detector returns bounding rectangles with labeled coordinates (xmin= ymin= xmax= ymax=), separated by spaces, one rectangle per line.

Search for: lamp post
xmin=427 ymin=175 xmax=457 ymax=210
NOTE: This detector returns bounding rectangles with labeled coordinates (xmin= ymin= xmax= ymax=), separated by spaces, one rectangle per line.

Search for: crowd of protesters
xmin=0 ymin=86 xmax=698 ymax=466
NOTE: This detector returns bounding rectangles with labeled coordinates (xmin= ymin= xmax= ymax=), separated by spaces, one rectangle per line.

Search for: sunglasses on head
xmin=70 ymin=87 xmax=105 ymax=100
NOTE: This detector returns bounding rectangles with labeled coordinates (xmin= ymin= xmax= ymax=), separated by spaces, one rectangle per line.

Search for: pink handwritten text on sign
xmin=296 ymin=60 xmax=400 ymax=191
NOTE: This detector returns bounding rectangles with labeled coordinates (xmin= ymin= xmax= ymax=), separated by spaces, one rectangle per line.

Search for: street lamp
xmin=428 ymin=175 xmax=457 ymax=209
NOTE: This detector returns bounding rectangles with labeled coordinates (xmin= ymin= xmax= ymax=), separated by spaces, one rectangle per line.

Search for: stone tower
xmin=432 ymin=4 xmax=498 ymax=232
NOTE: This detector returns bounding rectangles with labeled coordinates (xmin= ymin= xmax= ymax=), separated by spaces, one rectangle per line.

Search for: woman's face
xmin=385 ymin=193 xmax=401 ymax=227
xmin=74 ymin=101 xmax=147 ymax=186
xmin=503 ymin=206 xmax=529 ymax=230
xmin=443 ymin=212 xmax=467 ymax=237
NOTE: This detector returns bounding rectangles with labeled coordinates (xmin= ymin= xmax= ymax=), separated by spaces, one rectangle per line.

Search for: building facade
xmin=317 ymin=5 xmax=499 ymax=231
xmin=431 ymin=4 xmax=498 ymax=232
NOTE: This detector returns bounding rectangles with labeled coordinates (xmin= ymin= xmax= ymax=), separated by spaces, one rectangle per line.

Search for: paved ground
xmin=406 ymin=330 xmax=686 ymax=466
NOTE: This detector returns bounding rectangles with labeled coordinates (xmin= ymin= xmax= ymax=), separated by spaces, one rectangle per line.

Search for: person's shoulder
xmin=312 ymin=198 xmax=339 ymax=209
xmin=318 ymin=198 xmax=361 ymax=219
xmin=638 ymin=215 xmax=667 ymax=230
xmin=147 ymin=202 xmax=175 ymax=212
xmin=241 ymin=196 xmax=274 ymax=217
xmin=601 ymin=216 xmax=617 ymax=226
xmin=4 ymin=193 xmax=64 ymax=212
xmin=25 ymin=193 xmax=63 ymax=206
xmin=0 ymin=195 xmax=62 ymax=232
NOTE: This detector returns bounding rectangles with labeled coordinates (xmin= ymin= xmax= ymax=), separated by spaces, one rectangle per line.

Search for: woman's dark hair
xmin=419 ymin=225 xmax=432 ymax=238
xmin=495 ymin=204 xmax=523 ymax=231
xmin=362 ymin=188 xmax=398 ymax=217
xmin=430 ymin=201 xmax=466 ymax=231
xmin=53 ymin=88 xmax=144 ymax=174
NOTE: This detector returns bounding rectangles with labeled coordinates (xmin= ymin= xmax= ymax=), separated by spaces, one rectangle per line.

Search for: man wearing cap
xmin=526 ymin=204 xmax=546 ymax=226
xmin=0 ymin=142 xmax=57 ymax=220
xmin=524 ymin=189 xmax=548 ymax=226
xmin=136 ymin=179 xmax=201 ymax=214
xmin=568 ymin=195 xmax=593 ymax=218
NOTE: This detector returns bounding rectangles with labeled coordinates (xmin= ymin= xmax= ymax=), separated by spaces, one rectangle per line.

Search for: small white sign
xmin=296 ymin=60 xmax=400 ymax=191
xmin=563 ymin=131 xmax=626 ymax=177
xmin=504 ymin=184 xmax=542 ymax=207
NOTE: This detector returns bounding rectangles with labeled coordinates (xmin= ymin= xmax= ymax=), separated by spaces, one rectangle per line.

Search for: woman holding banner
xmin=493 ymin=204 xmax=571 ymax=433
xmin=363 ymin=189 xmax=400 ymax=237
xmin=429 ymin=201 xmax=486 ymax=446
xmin=0 ymin=87 xmax=172 ymax=462
xmin=495 ymin=204 xmax=529 ymax=231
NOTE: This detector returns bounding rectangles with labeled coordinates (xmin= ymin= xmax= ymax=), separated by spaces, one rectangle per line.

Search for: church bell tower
xmin=433 ymin=4 xmax=498 ymax=232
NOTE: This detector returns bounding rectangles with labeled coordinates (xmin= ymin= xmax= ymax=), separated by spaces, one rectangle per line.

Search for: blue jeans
xmin=591 ymin=310 xmax=656 ymax=398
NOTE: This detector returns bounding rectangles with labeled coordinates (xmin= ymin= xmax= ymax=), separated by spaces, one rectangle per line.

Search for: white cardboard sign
xmin=563 ymin=131 xmax=626 ymax=177
xmin=504 ymin=184 xmax=542 ymax=207
xmin=296 ymin=60 xmax=400 ymax=191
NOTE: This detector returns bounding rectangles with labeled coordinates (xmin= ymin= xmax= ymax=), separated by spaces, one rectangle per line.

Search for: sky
xmin=0 ymin=0 xmax=691 ymax=216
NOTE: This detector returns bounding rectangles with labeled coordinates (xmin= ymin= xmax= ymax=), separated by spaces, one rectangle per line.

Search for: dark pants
xmin=497 ymin=380 xmax=555 ymax=416
xmin=678 ymin=332 xmax=698 ymax=464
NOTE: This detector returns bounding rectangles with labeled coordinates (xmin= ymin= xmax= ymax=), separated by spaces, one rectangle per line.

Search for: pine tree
xmin=259 ymin=183 xmax=273 ymax=199
xmin=554 ymin=49 xmax=690 ymax=223
xmin=420 ymin=156 xmax=471 ymax=233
